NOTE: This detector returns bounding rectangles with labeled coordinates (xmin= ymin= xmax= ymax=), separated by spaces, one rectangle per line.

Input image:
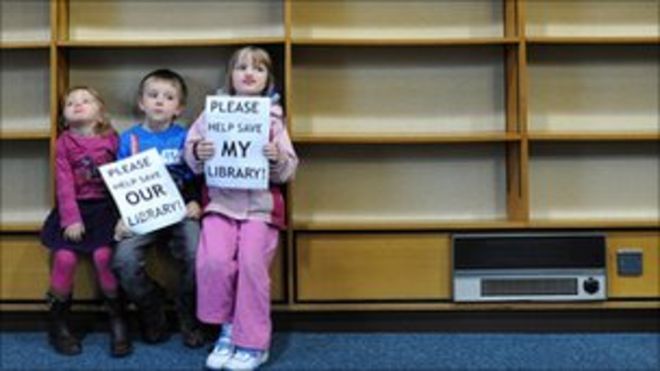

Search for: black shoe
xmin=176 ymin=291 xmax=204 ymax=348
xmin=46 ymin=292 xmax=82 ymax=356
xmin=105 ymin=295 xmax=133 ymax=357
xmin=181 ymin=325 xmax=205 ymax=348
xmin=140 ymin=307 xmax=170 ymax=344
xmin=142 ymin=323 xmax=170 ymax=344
xmin=137 ymin=291 xmax=170 ymax=344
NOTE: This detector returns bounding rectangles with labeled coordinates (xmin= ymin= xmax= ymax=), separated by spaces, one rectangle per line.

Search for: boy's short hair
xmin=138 ymin=69 xmax=188 ymax=105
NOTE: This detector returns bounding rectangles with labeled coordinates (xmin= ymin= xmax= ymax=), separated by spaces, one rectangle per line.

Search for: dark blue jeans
xmin=112 ymin=218 xmax=199 ymax=322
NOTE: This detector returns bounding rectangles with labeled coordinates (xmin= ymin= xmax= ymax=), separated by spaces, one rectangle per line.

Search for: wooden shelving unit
xmin=0 ymin=0 xmax=657 ymax=309
xmin=1 ymin=0 xmax=52 ymax=235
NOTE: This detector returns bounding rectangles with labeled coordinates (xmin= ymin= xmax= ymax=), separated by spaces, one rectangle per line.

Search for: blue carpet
xmin=1 ymin=332 xmax=658 ymax=370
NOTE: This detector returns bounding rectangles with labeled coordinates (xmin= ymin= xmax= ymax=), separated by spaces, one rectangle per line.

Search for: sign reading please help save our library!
xmin=99 ymin=148 xmax=186 ymax=235
xmin=204 ymin=96 xmax=270 ymax=190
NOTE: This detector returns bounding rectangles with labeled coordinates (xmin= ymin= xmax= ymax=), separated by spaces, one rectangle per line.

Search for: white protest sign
xmin=204 ymin=96 xmax=270 ymax=190
xmin=99 ymin=148 xmax=186 ymax=235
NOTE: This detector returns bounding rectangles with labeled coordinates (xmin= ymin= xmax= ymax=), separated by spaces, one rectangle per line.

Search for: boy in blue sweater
xmin=112 ymin=69 xmax=204 ymax=348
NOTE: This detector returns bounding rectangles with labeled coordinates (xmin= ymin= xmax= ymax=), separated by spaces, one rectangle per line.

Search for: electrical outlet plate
xmin=617 ymin=248 xmax=643 ymax=276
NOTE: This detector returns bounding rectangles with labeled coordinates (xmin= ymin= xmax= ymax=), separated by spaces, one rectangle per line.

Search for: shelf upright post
xmin=504 ymin=0 xmax=530 ymax=223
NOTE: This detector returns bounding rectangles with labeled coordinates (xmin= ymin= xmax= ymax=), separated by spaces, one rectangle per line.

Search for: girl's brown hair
xmin=60 ymin=86 xmax=114 ymax=136
xmin=224 ymin=46 xmax=276 ymax=96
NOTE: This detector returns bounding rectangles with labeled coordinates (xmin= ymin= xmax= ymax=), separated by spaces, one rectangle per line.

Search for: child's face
xmin=63 ymin=89 xmax=102 ymax=128
xmin=232 ymin=53 xmax=268 ymax=96
xmin=139 ymin=78 xmax=183 ymax=126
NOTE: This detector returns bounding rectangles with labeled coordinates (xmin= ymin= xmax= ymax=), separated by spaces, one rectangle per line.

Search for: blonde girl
xmin=185 ymin=46 xmax=298 ymax=370
xmin=40 ymin=86 xmax=131 ymax=357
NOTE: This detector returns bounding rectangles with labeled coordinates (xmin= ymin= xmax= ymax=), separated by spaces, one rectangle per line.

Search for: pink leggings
xmin=50 ymin=247 xmax=118 ymax=297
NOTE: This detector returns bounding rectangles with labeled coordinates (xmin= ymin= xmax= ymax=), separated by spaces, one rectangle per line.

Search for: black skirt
xmin=40 ymin=198 xmax=118 ymax=253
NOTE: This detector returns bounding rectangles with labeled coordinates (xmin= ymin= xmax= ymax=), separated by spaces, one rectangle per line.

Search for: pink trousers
xmin=196 ymin=214 xmax=279 ymax=350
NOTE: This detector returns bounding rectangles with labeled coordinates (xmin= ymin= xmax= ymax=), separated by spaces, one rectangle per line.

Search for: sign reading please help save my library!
xmin=204 ymin=96 xmax=270 ymax=190
xmin=99 ymin=148 xmax=186 ymax=235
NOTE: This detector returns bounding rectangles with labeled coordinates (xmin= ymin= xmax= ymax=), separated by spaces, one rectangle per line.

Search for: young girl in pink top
xmin=185 ymin=46 xmax=298 ymax=370
xmin=40 ymin=86 xmax=131 ymax=357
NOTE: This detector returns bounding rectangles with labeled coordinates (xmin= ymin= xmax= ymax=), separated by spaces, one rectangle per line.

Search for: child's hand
xmin=113 ymin=220 xmax=133 ymax=241
xmin=186 ymin=201 xmax=202 ymax=220
xmin=194 ymin=140 xmax=215 ymax=161
xmin=263 ymin=143 xmax=280 ymax=163
xmin=64 ymin=222 xmax=85 ymax=242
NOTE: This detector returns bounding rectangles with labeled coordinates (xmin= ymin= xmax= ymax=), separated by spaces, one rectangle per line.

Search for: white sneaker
xmin=224 ymin=348 xmax=269 ymax=371
xmin=205 ymin=325 xmax=234 ymax=370
xmin=206 ymin=341 xmax=234 ymax=370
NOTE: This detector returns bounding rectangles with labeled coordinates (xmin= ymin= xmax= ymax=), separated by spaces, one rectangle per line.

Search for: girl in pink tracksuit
xmin=184 ymin=46 xmax=298 ymax=371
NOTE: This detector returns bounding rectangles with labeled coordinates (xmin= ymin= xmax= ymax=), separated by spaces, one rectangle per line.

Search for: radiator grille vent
xmin=482 ymin=278 xmax=578 ymax=296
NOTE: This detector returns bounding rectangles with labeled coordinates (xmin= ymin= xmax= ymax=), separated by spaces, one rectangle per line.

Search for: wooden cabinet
xmin=0 ymin=235 xmax=97 ymax=300
xmin=296 ymin=233 xmax=450 ymax=301
xmin=0 ymin=0 xmax=658 ymax=309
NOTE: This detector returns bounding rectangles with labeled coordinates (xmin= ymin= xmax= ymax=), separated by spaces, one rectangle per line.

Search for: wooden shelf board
xmin=291 ymin=37 xmax=520 ymax=46
xmin=0 ymin=41 xmax=51 ymax=49
xmin=293 ymin=218 xmax=660 ymax=231
xmin=0 ymin=223 xmax=42 ymax=233
xmin=528 ymin=132 xmax=660 ymax=142
xmin=57 ymin=37 xmax=285 ymax=48
xmin=293 ymin=132 xmax=520 ymax=144
xmin=0 ymin=130 xmax=51 ymax=141
xmin=2 ymin=300 xmax=658 ymax=312
xmin=275 ymin=301 xmax=660 ymax=312
xmin=293 ymin=219 xmax=525 ymax=232
xmin=527 ymin=219 xmax=660 ymax=229
xmin=527 ymin=36 xmax=660 ymax=45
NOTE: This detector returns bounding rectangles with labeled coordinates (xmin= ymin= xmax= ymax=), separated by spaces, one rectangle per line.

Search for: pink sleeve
xmin=184 ymin=112 xmax=207 ymax=174
xmin=269 ymin=105 xmax=298 ymax=184
xmin=109 ymin=132 xmax=119 ymax=155
xmin=55 ymin=135 xmax=82 ymax=228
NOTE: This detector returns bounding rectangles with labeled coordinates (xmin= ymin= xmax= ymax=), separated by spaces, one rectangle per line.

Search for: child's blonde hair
xmin=224 ymin=46 xmax=276 ymax=97
xmin=60 ymin=86 xmax=114 ymax=136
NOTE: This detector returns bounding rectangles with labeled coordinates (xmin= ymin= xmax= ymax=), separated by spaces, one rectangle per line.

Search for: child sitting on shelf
xmin=41 ymin=86 xmax=131 ymax=357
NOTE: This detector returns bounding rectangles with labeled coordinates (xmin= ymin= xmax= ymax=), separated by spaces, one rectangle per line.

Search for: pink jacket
xmin=184 ymin=103 xmax=298 ymax=229
xmin=55 ymin=130 xmax=118 ymax=227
